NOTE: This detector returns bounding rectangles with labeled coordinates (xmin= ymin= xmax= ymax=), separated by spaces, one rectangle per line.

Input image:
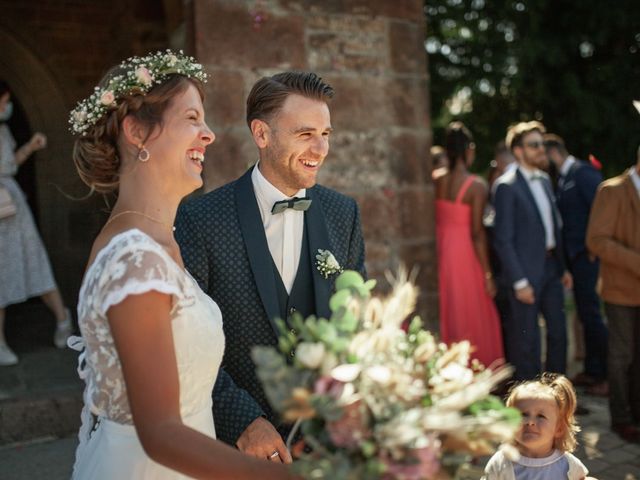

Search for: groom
xmin=176 ymin=71 xmax=366 ymax=461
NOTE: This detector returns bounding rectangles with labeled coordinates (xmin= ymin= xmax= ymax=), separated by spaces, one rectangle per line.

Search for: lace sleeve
xmin=93 ymin=236 xmax=191 ymax=317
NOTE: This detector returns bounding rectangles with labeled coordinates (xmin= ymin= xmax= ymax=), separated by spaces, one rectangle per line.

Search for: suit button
xmin=289 ymin=307 xmax=296 ymax=315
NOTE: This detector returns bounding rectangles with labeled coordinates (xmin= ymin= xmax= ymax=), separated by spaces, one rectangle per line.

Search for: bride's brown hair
xmin=72 ymin=70 xmax=204 ymax=194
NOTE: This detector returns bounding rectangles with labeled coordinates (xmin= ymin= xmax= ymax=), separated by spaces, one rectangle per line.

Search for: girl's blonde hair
xmin=506 ymin=372 xmax=580 ymax=452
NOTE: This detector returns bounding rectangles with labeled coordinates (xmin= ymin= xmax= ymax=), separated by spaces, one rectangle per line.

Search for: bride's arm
xmin=108 ymin=291 xmax=292 ymax=480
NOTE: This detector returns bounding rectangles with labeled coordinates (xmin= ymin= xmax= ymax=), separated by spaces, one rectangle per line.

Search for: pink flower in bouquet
xmin=327 ymin=400 xmax=371 ymax=449
xmin=382 ymin=437 xmax=441 ymax=480
xmin=314 ymin=375 xmax=345 ymax=397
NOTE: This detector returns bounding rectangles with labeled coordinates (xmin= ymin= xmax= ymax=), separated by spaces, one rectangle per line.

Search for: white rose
xmin=73 ymin=110 xmax=87 ymax=123
xmin=296 ymin=342 xmax=325 ymax=369
xmin=331 ymin=363 xmax=361 ymax=382
xmin=325 ymin=251 xmax=340 ymax=269
xmin=167 ymin=54 xmax=178 ymax=66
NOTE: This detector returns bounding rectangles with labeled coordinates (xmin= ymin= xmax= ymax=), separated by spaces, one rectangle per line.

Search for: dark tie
xmin=271 ymin=197 xmax=312 ymax=214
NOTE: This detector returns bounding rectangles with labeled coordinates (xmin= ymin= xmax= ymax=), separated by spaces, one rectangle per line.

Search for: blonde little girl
xmin=483 ymin=373 xmax=594 ymax=480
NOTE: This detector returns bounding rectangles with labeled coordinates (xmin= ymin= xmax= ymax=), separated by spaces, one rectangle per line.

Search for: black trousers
xmin=604 ymin=302 xmax=640 ymax=426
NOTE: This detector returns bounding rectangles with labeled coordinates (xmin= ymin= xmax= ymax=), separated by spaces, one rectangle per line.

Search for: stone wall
xmin=193 ymin=0 xmax=437 ymax=325
xmin=0 ymin=0 xmax=437 ymax=327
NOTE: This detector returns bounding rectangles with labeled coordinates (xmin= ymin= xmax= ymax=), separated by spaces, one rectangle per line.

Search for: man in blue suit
xmin=493 ymin=121 xmax=572 ymax=381
xmin=175 ymin=72 xmax=366 ymax=462
xmin=545 ymin=134 xmax=608 ymax=393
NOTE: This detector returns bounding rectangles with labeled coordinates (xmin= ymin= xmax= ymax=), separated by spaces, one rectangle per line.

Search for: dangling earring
xmin=137 ymin=143 xmax=150 ymax=162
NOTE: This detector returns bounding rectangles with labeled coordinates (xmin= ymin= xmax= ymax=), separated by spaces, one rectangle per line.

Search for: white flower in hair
xmin=69 ymin=50 xmax=208 ymax=136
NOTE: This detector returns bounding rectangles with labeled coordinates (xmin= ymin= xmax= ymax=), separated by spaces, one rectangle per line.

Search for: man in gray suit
xmin=493 ymin=121 xmax=572 ymax=381
xmin=176 ymin=72 xmax=366 ymax=461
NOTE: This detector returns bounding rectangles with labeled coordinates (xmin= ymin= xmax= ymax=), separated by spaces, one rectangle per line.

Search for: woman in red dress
xmin=434 ymin=122 xmax=504 ymax=367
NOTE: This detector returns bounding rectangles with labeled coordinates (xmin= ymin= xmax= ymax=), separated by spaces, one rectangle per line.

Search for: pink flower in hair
xmin=99 ymin=90 xmax=115 ymax=106
xmin=135 ymin=66 xmax=153 ymax=86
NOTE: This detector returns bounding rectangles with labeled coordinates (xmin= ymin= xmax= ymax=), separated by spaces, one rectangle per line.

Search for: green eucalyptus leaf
xmin=335 ymin=270 xmax=365 ymax=291
xmin=335 ymin=310 xmax=358 ymax=332
xmin=330 ymin=289 xmax=351 ymax=313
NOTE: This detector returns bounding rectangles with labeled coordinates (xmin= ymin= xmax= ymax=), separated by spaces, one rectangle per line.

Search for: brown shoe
xmin=586 ymin=381 xmax=609 ymax=397
xmin=612 ymin=424 xmax=640 ymax=443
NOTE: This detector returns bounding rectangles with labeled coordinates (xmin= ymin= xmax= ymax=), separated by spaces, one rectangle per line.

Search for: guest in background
xmin=430 ymin=144 xmax=449 ymax=173
xmin=488 ymin=140 xmax=516 ymax=190
xmin=546 ymin=134 xmax=608 ymax=396
xmin=0 ymin=80 xmax=71 ymax=366
xmin=434 ymin=121 xmax=504 ymax=367
xmin=586 ymin=147 xmax=640 ymax=444
xmin=493 ymin=121 xmax=572 ymax=381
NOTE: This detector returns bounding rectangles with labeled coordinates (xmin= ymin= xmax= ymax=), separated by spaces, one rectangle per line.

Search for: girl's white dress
xmin=70 ymin=229 xmax=224 ymax=479
xmin=483 ymin=448 xmax=589 ymax=480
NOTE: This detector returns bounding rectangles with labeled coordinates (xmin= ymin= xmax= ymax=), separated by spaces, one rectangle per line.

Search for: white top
xmin=630 ymin=167 xmax=640 ymax=198
xmin=251 ymin=163 xmax=305 ymax=293
xmin=483 ymin=449 xmax=588 ymax=480
xmin=559 ymin=155 xmax=577 ymax=178
xmin=72 ymin=229 xmax=225 ymax=470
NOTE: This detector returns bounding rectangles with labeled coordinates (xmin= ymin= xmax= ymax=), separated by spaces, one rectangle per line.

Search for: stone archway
xmin=0 ymin=28 xmax=77 ymax=300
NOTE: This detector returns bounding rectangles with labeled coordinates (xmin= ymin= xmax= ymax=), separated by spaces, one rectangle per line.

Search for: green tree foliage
xmin=426 ymin=0 xmax=640 ymax=176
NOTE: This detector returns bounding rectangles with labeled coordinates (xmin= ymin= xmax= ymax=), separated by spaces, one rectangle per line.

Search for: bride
xmin=68 ymin=51 xmax=292 ymax=479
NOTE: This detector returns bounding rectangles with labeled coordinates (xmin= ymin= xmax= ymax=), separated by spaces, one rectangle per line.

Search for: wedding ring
xmin=269 ymin=450 xmax=280 ymax=459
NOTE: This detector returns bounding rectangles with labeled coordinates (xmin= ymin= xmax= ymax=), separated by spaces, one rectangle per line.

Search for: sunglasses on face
xmin=523 ymin=140 xmax=545 ymax=150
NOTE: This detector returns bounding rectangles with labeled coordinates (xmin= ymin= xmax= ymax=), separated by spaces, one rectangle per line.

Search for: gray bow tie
xmin=271 ymin=197 xmax=312 ymax=214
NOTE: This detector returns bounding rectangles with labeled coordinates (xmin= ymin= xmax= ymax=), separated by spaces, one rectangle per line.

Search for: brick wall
xmin=193 ymin=0 xmax=437 ymax=325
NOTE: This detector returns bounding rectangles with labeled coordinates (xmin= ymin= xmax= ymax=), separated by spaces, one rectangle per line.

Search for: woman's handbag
xmin=0 ymin=185 xmax=17 ymax=219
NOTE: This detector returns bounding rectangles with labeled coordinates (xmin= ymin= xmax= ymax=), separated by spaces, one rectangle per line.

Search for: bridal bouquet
xmin=252 ymin=270 xmax=520 ymax=479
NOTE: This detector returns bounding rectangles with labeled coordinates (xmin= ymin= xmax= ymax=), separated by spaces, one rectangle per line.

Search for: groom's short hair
xmin=246 ymin=71 xmax=334 ymax=127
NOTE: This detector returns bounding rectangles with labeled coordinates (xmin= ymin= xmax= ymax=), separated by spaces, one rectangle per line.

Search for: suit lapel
xmin=516 ymin=170 xmax=546 ymax=229
xmin=558 ymin=161 xmax=579 ymax=197
xmin=234 ymin=168 xmax=281 ymax=334
xmin=305 ymin=188 xmax=332 ymax=320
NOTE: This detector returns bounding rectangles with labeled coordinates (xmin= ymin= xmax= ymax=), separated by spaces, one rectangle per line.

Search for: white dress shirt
xmin=519 ymin=165 xmax=556 ymax=250
xmin=558 ymin=155 xmax=576 ymax=188
xmin=251 ymin=164 xmax=305 ymax=294
xmin=630 ymin=166 xmax=640 ymax=198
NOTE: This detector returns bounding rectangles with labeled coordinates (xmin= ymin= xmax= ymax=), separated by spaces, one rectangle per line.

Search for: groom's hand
xmin=236 ymin=417 xmax=292 ymax=464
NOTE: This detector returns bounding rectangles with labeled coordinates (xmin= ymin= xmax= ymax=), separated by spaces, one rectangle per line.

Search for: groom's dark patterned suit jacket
xmin=175 ymin=167 xmax=366 ymax=445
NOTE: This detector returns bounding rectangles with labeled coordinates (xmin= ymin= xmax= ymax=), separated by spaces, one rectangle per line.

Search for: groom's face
xmin=259 ymin=93 xmax=332 ymax=197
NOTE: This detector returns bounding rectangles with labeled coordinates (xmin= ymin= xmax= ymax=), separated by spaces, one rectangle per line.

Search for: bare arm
xmin=14 ymin=133 xmax=46 ymax=166
xmin=468 ymin=179 xmax=496 ymax=297
xmin=108 ymin=291 xmax=291 ymax=480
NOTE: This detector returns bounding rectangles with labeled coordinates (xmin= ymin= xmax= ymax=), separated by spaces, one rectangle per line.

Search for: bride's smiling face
xmin=146 ymin=83 xmax=215 ymax=195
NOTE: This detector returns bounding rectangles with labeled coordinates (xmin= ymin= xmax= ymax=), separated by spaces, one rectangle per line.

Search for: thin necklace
xmin=104 ymin=210 xmax=176 ymax=232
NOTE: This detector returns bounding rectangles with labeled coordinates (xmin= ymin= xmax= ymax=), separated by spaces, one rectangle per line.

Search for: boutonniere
xmin=315 ymin=249 xmax=343 ymax=279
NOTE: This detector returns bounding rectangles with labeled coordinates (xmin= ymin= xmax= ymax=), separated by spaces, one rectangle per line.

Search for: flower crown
xmin=69 ymin=50 xmax=208 ymax=136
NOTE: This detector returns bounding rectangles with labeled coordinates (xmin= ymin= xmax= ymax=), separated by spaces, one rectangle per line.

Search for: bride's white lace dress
xmin=70 ymin=229 xmax=224 ymax=479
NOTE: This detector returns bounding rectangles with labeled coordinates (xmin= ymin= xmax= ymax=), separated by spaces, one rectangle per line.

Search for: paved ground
xmin=1 ymin=303 xmax=638 ymax=479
